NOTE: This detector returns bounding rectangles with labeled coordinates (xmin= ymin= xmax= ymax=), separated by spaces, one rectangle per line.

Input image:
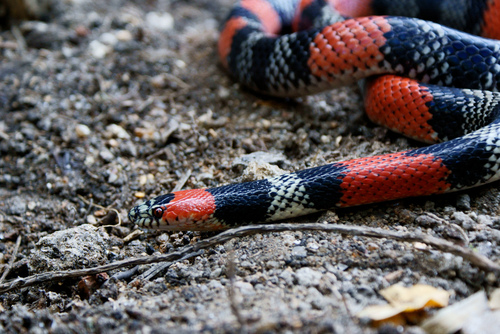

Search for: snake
xmin=128 ymin=0 xmax=500 ymax=231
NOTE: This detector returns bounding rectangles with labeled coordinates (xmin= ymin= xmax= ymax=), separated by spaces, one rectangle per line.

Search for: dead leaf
xmin=422 ymin=291 xmax=489 ymax=334
xmin=380 ymin=284 xmax=450 ymax=311
xmin=357 ymin=284 xmax=450 ymax=327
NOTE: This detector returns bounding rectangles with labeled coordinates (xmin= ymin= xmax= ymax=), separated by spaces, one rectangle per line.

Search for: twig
xmin=129 ymin=249 xmax=203 ymax=283
xmin=0 ymin=236 xmax=22 ymax=284
xmin=77 ymin=195 xmax=106 ymax=210
xmin=172 ymin=169 xmax=192 ymax=192
xmin=0 ymin=248 xmax=207 ymax=294
xmin=99 ymin=208 xmax=122 ymax=228
xmin=77 ymin=196 xmax=122 ymax=228
xmin=0 ymin=259 xmax=27 ymax=273
xmin=227 ymin=248 xmax=246 ymax=330
xmin=0 ymin=223 xmax=498 ymax=294
xmin=162 ymin=73 xmax=190 ymax=89
xmin=11 ymin=26 xmax=26 ymax=53
xmin=111 ymin=266 xmax=140 ymax=281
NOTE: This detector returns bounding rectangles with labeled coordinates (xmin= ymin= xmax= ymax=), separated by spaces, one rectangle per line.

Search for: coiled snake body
xmin=129 ymin=0 xmax=500 ymax=231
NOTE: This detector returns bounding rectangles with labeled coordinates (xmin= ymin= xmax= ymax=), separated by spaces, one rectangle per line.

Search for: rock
xmin=4 ymin=196 xmax=27 ymax=215
xmin=28 ymin=224 xmax=111 ymax=273
xmin=295 ymin=267 xmax=322 ymax=287
xmin=477 ymin=214 xmax=494 ymax=226
xmin=232 ymin=151 xmax=286 ymax=167
xmin=291 ymin=246 xmax=307 ymax=258
xmin=452 ymin=211 xmax=475 ymax=230
xmin=279 ymin=268 xmax=294 ymax=286
xmin=239 ymin=161 xmax=286 ymax=182
xmin=456 ymin=194 xmax=471 ymax=211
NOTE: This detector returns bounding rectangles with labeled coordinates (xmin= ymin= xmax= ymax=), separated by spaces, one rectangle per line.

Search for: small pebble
xmin=156 ymin=233 xmax=170 ymax=244
xmin=75 ymin=25 xmax=90 ymax=37
xmin=139 ymin=174 xmax=148 ymax=185
xmin=115 ymin=29 xmax=133 ymax=42
xmin=134 ymin=127 xmax=156 ymax=139
xmin=279 ymin=269 xmax=294 ymax=285
xmin=99 ymin=32 xmax=118 ymax=46
xmin=146 ymin=12 xmax=174 ymax=31
xmin=134 ymin=192 xmax=146 ymax=198
xmin=108 ymin=171 xmax=118 ymax=184
xmin=88 ymin=40 xmax=111 ymax=58
xmin=259 ymin=119 xmax=271 ymax=129
xmin=306 ymin=240 xmax=319 ymax=252
xmin=265 ymin=261 xmax=281 ymax=269
xmin=108 ymin=139 xmax=119 ymax=147
xmin=291 ymin=246 xmax=307 ymax=258
xmin=106 ymin=124 xmax=130 ymax=139
xmin=456 ymin=194 xmax=471 ymax=210
xmin=217 ymin=86 xmax=230 ymax=99
xmin=208 ymin=128 xmax=217 ymax=138
xmin=75 ymin=124 xmax=91 ymax=138
xmin=150 ymin=74 xmax=166 ymax=88
xmin=320 ymin=135 xmax=331 ymax=144
xmin=27 ymin=201 xmax=36 ymax=211
xmin=99 ymin=149 xmax=114 ymax=162
xmin=86 ymin=215 xmax=98 ymax=225
xmin=174 ymin=59 xmax=186 ymax=68
xmin=84 ymin=155 xmax=95 ymax=166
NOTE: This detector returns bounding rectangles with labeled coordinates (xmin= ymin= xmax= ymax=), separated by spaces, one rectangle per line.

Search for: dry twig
xmin=227 ymin=248 xmax=246 ymax=330
xmin=0 ymin=236 xmax=22 ymax=284
xmin=0 ymin=223 xmax=498 ymax=294
xmin=129 ymin=249 xmax=203 ymax=283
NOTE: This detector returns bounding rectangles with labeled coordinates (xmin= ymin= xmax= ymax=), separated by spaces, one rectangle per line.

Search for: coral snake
xmin=129 ymin=0 xmax=500 ymax=231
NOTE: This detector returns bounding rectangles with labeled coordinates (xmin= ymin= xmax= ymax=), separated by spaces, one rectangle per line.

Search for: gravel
xmin=0 ymin=0 xmax=499 ymax=333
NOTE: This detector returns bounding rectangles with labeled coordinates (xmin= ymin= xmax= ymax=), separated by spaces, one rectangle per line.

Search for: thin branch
xmin=227 ymin=248 xmax=246 ymax=330
xmin=0 ymin=223 xmax=497 ymax=294
xmin=129 ymin=249 xmax=203 ymax=283
xmin=0 ymin=236 xmax=22 ymax=284
xmin=172 ymin=169 xmax=192 ymax=192
xmin=11 ymin=26 xmax=27 ymax=53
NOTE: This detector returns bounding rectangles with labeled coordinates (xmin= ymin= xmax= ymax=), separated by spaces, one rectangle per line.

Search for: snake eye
xmin=153 ymin=207 xmax=164 ymax=219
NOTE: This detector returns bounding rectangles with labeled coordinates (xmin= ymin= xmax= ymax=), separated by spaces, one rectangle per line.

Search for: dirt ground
xmin=0 ymin=0 xmax=499 ymax=333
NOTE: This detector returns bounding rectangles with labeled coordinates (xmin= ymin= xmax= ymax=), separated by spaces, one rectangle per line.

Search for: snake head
xmin=128 ymin=189 xmax=224 ymax=231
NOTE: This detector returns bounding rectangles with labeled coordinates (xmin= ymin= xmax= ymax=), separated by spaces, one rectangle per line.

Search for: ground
xmin=0 ymin=0 xmax=499 ymax=333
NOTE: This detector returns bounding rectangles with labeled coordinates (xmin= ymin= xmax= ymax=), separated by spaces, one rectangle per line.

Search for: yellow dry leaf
xmin=357 ymin=284 xmax=450 ymax=326
xmin=357 ymin=304 xmax=405 ymax=321
xmin=380 ymin=284 xmax=450 ymax=311
xmin=357 ymin=304 xmax=407 ymax=326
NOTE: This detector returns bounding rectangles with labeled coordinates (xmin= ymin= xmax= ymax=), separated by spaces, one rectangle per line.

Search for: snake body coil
xmin=129 ymin=0 xmax=500 ymax=231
